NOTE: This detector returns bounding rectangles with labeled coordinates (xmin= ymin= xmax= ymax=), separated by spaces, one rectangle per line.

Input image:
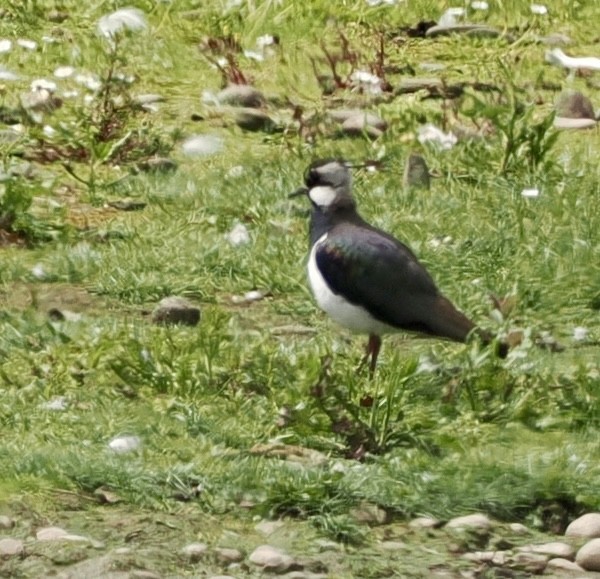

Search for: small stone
xmin=547 ymin=557 xmax=585 ymax=571
xmin=576 ymin=538 xmax=600 ymax=571
xmin=107 ymin=198 xmax=147 ymax=211
xmin=511 ymin=552 xmax=548 ymax=573
xmin=339 ymin=113 xmax=386 ymax=139
xmin=426 ymin=24 xmax=503 ymax=38
xmin=130 ymin=572 xmax=161 ymax=579
xmin=181 ymin=134 xmax=223 ymax=157
xmin=566 ymin=513 xmax=600 ymax=538
xmin=380 ymin=540 xmax=406 ymax=551
xmin=214 ymin=547 xmax=244 ymax=563
xmin=521 ymin=542 xmax=575 ymax=560
xmin=133 ymin=94 xmax=165 ymax=106
xmin=181 ymin=542 xmax=209 ymax=562
xmin=152 ymin=297 xmax=201 ymax=327
xmin=409 ymin=516 xmax=441 ymax=529
xmin=462 ymin=551 xmax=495 ymax=563
xmin=36 ymin=526 xmax=70 ymax=541
xmin=217 ymin=85 xmax=266 ymax=108
xmin=20 ymin=90 xmax=63 ymax=112
xmin=555 ymin=91 xmax=596 ymax=119
xmin=403 ymin=153 xmax=430 ymax=190
xmin=108 ymin=435 xmax=142 ymax=453
xmin=445 ymin=514 xmax=492 ymax=531
xmin=48 ymin=10 xmax=69 ymax=22
xmin=255 ymin=520 xmax=284 ymax=536
xmin=538 ymin=33 xmax=572 ymax=46
xmin=314 ymin=539 xmax=341 ymax=552
xmin=0 ymin=515 xmax=15 ymax=529
xmin=234 ymin=108 xmax=276 ymax=132
xmin=0 ymin=538 xmax=24 ymax=557
xmin=138 ymin=157 xmax=178 ymax=173
xmin=508 ymin=522 xmax=530 ymax=534
xmin=350 ymin=503 xmax=389 ymax=525
xmin=249 ymin=545 xmax=296 ymax=573
xmin=225 ymin=223 xmax=251 ymax=246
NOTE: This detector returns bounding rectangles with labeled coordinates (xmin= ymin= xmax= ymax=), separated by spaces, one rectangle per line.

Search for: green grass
xmin=1 ymin=0 xmax=600 ymax=575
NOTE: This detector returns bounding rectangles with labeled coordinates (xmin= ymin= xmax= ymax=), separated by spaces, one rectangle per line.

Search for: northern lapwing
xmin=291 ymin=158 xmax=507 ymax=376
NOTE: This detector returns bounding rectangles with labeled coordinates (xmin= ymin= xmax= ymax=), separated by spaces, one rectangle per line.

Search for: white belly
xmin=307 ymin=234 xmax=395 ymax=335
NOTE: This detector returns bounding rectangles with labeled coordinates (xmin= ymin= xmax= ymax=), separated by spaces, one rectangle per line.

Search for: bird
xmin=290 ymin=158 xmax=507 ymax=376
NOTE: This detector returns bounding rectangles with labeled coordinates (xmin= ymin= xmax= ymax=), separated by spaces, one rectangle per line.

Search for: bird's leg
xmin=357 ymin=334 xmax=382 ymax=378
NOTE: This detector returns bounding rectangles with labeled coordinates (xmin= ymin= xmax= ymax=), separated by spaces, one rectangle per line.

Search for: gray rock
xmin=396 ymin=77 xmax=445 ymax=94
xmin=426 ymin=24 xmax=502 ymax=38
xmin=138 ymin=157 xmax=178 ymax=173
xmin=546 ymin=557 xmax=585 ymax=572
xmin=521 ymin=541 xmax=575 ymax=560
xmin=340 ymin=113 xmax=386 ymax=139
xmin=350 ymin=503 xmax=389 ymax=525
xmin=234 ymin=108 xmax=276 ymax=132
xmin=152 ymin=296 xmax=201 ymax=327
xmin=180 ymin=542 xmax=208 ymax=562
xmin=403 ymin=153 xmax=430 ymax=190
xmin=55 ymin=555 xmax=129 ymax=579
xmin=130 ymin=572 xmax=162 ymax=579
xmin=555 ymin=91 xmax=596 ymax=119
xmin=36 ymin=526 xmax=81 ymax=541
xmin=380 ymin=540 xmax=406 ymax=551
xmin=445 ymin=513 xmax=492 ymax=530
xmin=249 ymin=544 xmax=297 ymax=573
xmin=209 ymin=576 xmax=237 ymax=579
xmin=511 ymin=551 xmax=548 ymax=573
xmin=0 ymin=537 xmax=24 ymax=557
xmin=0 ymin=515 xmax=14 ymax=529
xmin=508 ymin=522 xmax=530 ymax=534
xmin=214 ymin=547 xmax=243 ymax=563
xmin=409 ymin=516 xmax=441 ymax=529
xmin=133 ymin=94 xmax=165 ymax=106
xmin=566 ymin=513 xmax=600 ymax=538
xmin=217 ymin=85 xmax=266 ymax=108
xmin=538 ymin=33 xmax=572 ymax=46
xmin=576 ymin=538 xmax=600 ymax=571
xmin=255 ymin=520 xmax=284 ymax=536
xmin=314 ymin=539 xmax=341 ymax=552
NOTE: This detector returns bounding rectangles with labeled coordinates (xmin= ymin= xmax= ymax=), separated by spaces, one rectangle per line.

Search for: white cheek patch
xmin=309 ymin=185 xmax=337 ymax=207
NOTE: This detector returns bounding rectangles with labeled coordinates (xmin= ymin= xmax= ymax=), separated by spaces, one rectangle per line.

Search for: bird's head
xmin=290 ymin=158 xmax=355 ymax=211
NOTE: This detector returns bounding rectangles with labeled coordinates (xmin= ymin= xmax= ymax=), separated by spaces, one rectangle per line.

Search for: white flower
xmin=54 ymin=66 xmax=75 ymax=78
xmin=181 ymin=134 xmax=223 ymax=157
xmin=471 ymin=0 xmax=489 ymax=9
xmin=108 ymin=435 xmax=141 ymax=453
xmin=0 ymin=39 xmax=12 ymax=53
xmin=97 ymin=7 xmax=147 ymax=38
xmin=43 ymin=125 xmax=57 ymax=137
xmin=573 ymin=327 xmax=588 ymax=341
xmin=256 ymin=34 xmax=276 ymax=48
xmin=31 ymin=264 xmax=47 ymax=279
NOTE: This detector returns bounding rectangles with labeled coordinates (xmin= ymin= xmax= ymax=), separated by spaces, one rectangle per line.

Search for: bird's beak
xmin=288 ymin=186 xmax=308 ymax=198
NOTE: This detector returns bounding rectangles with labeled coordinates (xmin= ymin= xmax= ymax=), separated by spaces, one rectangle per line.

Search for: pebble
xmin=255 ymin=520 xmax=284 ymax=535
xmin=180 ymin=542 xmax=208 ymax=562
xmin=508 ymin=522 xmax=529 ymax=534
xmin=0 ymin=515 xmax=15 ymax=529
xmin=108 ymin=435 xmax=142 ymax=453
xmin=566 ymin=513 xmax=600 ymax=538
xmin=151 ymin=296 xmax=201 ymax=327
xmin=130 ymin=572 xmax=162 ymax=579
xmin=216 ymin=85 xmax=266 ymax=108
xmin=403 ymin=153 xmax=430 ymax=190
xmin=36 ymin=526 xmax=89 ymax=542
xmin=138 ymin=157 xmax=178 ymax=173
xmin=350 ymin=503 xmax=389 ymax=525
xmin=555 ymin=91 xmax=596 ymax=122
xmin=249 ymin=544 xmax=296 ymax=573
xmin=426 ymin=24 xmax=502 ymax=38
xmin=0 ymin=537 xmax=24 ymax=556
xmin=20 ymin=90 xmax=63 ymax=112
xmin=225 ymin=223 xmax=251 ymax=246
xmin=234 ymin=108 xmax=276 ymax=132
xmin=511 ymin=551 xmax=548 ymax=573
xmin=546 ymin=557 xmax=585 ymax=572
xmin=519 ymin=541 xmax=575 ymax=560
xmin=181 ymin=134 xmax=223 ymax=157
xmin=409 ymin=516 xmax=441 ymax=529
xmin=380 ymin=540 xmax=407 ymax=551
xmin=576 ymin=538 xmax=600 ymax=571
xmin=214 ymin=547 xmax=243 ymax=563
xmin=445 ymin=513 xmax=492 ymax=531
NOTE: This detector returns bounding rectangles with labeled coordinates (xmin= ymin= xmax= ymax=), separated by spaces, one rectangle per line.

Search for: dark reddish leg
xmin=357 ymin=334 xmax=382 ymax=378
